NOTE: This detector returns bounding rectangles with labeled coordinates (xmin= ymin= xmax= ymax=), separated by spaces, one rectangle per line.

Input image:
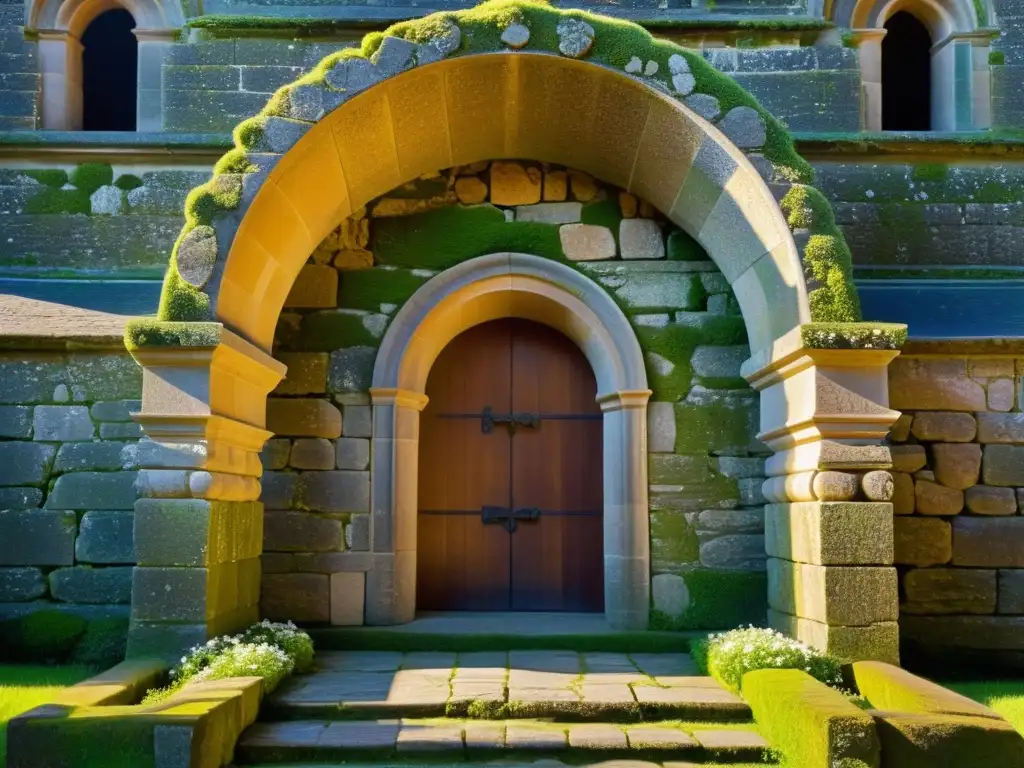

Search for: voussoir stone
xmin=176 ymin=225 xmax=218 ymax=289
xmin=915 ymin=479 xmax=964 ymax=516
xmin=965 ymin=485 xmax=1017 ymax=516
xmin=556 ymin=18 xmax=595 ymax=58
xmin=716 ymin=106 xmax=766 ymax=148
xmin=501 ymin=22 xmax=530 ymax=48
xmin=910 ymin=412 xmax=977 ymax=442
xmin=931 ymin=443 xmax=982 ymax=490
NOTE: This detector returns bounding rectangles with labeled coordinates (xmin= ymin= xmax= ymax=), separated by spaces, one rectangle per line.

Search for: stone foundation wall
xmin=812 ymin=160 xmax=1024 ymax=274
xmin=0 ymin=164 xmax=208 ymax=279
xmin=0 ymin=4 xmax=39 ymax=131
xmin=259 ymin=159 xmax=766 ymax=628
xmin=888 ymin=352 xmax=1024 ymax=662
xmin=0 ymin=347 xmax=142 ymax=620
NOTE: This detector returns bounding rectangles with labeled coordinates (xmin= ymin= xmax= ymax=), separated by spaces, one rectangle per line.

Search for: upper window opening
xmin=81 ymin=8 xmax=137 ymax=131
xmin=882 ymin=11 xmax=933 ymax=130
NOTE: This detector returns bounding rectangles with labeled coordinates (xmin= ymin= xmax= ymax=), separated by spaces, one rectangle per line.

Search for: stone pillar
xmin=745 ymin=340 xmax=902 ymax=663
xmin=367 ymin=387 xmax=428 ymax=625
xmin=133 ymin=29 xmax=176 ymax=131
xmin=853 ymin=29 xmax=887 ymax=132
xmin=126 ymin=326 xmax=285 ymax=661
xmin=37 ymin=31 xmax=81 ymax=130
xmin=599 ymin=389 xmax=651 ymax=630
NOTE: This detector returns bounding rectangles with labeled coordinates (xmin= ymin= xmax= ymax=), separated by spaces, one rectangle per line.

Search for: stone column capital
xmin=597 ymin=389 xmax=652 ymax=412
xmin=369 ymin=387 xmax=430 ymax=411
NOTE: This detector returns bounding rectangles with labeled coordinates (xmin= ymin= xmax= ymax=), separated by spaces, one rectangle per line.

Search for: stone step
xmin=263 ymin=651 xmax=751 ymax=723
xmin=236 ymin=720 xmax=773 ymax=765
xmin=308 ymin=613 xmax=703 ymax=654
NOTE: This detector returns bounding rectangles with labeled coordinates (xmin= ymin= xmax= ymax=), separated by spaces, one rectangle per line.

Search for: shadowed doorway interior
xmin=417 ymin=318 xmax=604 ymax=612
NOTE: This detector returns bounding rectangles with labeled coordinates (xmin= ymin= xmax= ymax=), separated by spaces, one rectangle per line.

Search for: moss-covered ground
xmin=946 ymin=681 xmax=1024 ymax=735
xmin=0 ymin=664 xmax=92 ymax=766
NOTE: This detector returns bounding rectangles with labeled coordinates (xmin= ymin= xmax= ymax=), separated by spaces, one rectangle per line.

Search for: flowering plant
xmin=144 ymin=620 xmax=314 ymax=703
xmin=692 ymin=626 xmax=843 ymax=692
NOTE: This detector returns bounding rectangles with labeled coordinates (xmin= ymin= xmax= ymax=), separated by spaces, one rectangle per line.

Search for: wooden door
xmin=417 ymin=319 xmax=604 ymax=612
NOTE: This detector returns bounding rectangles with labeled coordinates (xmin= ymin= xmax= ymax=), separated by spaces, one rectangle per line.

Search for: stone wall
xmin=259 ymin=159 xmax=767 ymax=628
xmin=812 ymin=160 xmax=1024 ymax=274
xmin=0 ymin=2 xmax=39 ymax=131
xmin=0 ymin=346 xmax=142 ymax=620
xmin=888 ymin=351 xmax=1024 ymax=665
xmin=0 ymin=164 xmax=207 ymax=278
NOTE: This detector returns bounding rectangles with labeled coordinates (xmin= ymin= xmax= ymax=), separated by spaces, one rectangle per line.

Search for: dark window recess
xmin=81 ymin=9 xmax=138 ymax=131
xmin=882 ymin=11 xmax=932 ymax=131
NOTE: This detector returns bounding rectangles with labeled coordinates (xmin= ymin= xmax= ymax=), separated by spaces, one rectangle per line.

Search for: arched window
xmin=882 ymin=11 xmax=933 ymax=130
xmin=81 ymin=8 xmax=137 ymax=131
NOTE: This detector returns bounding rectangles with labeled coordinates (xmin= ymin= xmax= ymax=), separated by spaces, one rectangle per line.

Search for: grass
xmin=0 ymin=664 xmax=92 ymax=766
xmin=945 ymin=680 xmax=1024 ymax=735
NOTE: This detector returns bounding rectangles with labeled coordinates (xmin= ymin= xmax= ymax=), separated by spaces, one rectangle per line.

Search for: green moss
xmin=233 ymin=115 xmax=268 ymax=151
xmin=25 ymin=187 xmax=91 ymax=215
xmin=287 ymin=309 xmax=384 ymax=350
xmin=113 ymin=174 xmax=143 ymax=192
xmin=8 ymin=611 xmax=89 ymax=662
xmin=911 ymin=163 xmax=949 ymax=182
xmin=651 ymin=570 xmax=767 ymax=630
xmin=635 ymin=324 xmax=701 ymax=401
xmin=666 ymin=228 xmax=710 ymax=261
xmin=335 ymin=268 xmax=429 ymax=312
xmin=24 ymin=169 xmax=68 ymax=187
xmin=70 ymin=163 xmax=113 ymax=195
xmin=974 ymin=0 xmax=987 ymax=25
xmin=674 ymin=397 xmax=756 ymax=454
xmin=71 ymin=618 xmax=129 ymax=669
xmin=580 ymin=198 xmax=622 ymax=244
xmin=374 ymin=204 xmax=564 ymax=269
xmin=213 ymin=148 xmax=256 ymax=175
xmin=801 ymin=322 xmax=907 ymax=350
xmin=840 ymin=31 xmax=859 ymax=48
xmin=744 ymin=669 xmax=879 ymax=768
xmin=650 ymin=509 xmax=700 ymax=567
xmin=989 ymin=50 xmax=1005 ymax=65
xmin=124 ymin=319 xmax=221 ymax=351
xmin=156 ymin=262 xmax=213 ymax=322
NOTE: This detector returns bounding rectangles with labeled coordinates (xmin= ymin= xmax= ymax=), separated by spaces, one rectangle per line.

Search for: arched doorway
xmin=882 ymin=11 xmax=932 ymax=130
xmin=81 ymin=8 xmax=137 ymax=131
xmin=417 ymin=319 xmax=604 ymax=612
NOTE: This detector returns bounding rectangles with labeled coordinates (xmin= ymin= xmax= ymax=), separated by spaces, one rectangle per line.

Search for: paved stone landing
xmin=237 ymin=720 xmax=770 ymax=763
xmin=265 ymin=651 xmax=750 ymax=721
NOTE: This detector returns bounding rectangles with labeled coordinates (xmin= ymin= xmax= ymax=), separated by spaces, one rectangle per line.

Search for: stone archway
xmin=126 ymin=1 xmax=906 ymax=663
xmin=369 ymin=253 xmax=651 ymax=628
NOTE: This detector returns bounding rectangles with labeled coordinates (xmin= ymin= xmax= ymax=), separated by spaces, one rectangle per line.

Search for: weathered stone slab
xmin=998 ymin=570 xmax=1024 ymax=614
xmin=889 ymin=358 xmax=986 ymax=412
xmin=0 ymin=487 xmax=43 ymax=509
xmin=260 ymin=439 xmax=291 ymax=471
xmin=261 ymin=573 xmax=330 ymax=623
xmin=46 ymin=471 xmax=137 ymax=510
xmin=342 ymin=405 xmax=372 ymax=438
xmin=894 ymin=517 xmax=951 ymax=567
xmin=516 ymin=202 xmax=582 ymax=224
xmin=910 ymin=412 xmax=977 ymax=442
xmin=568 ymin=723 xmax=628 ymax=748
xmin=67 ymin=354 xmax=142 ymax=401
xmin=931 ymin=443 xmax=981 ymax=490
xmin=319 ymin=721 xmax=399 ymax=749
xmin=267 ymin=399 xmax=342 ymax=438
xmin=53 ymin=442 xmax=126 ymax=473
xmin=0 ymin=510 xmax=76 ymax=565
xmin=699 ymin=534 xmax=765 ymax=570
xmin=275 ymin=353 xmax=328 ymax=395
xmin=76 ymin=510 xmax=134 ymax=564
xmin=0 ymin=441 xmax=55 ymax=485
xmin=902 ymin=568 xmax=996 ymax=615
xmin=914 ymin=480 xmax=964 ymax=516
xmin=965 ymin=485 xmax=1017 ymax=516
xmin=901 ymin=615 xmax=1024 ymax=651
xmin=890 ymin=445 xmax=927 ymax=473
xmin=619 ymin=219 xmax=665 ymax=260
xmin=289 ymin=438 xmax=335 ymax=470
xmin=765 ymin=502 xmax=893 ymax=566
xmin=328 ymin=347 xmax=377 ymax=394
xmin=0 ymin=406 xmax=31 ymax=438
xmin=300 ymin=471 xmax=370 ymax=513
xmin=505 ymin=724 xmax=567 ymax=750
xmin=335 ymin=438 xmax=370 ymax=470
xmin=264 ymin=510 xmax=343 ymax=552
xmin=976 ymin=412 xmax=1024 ymax=444
xmin=982 ymin=445 xmax=1024 ymax=486
xmin=397 ymin=723 xmax=463 ymax=752
xmin=767 ymin=558 xmax=898 ymax=625
xmin=952 ymin=517 xmax=1024 ymax=567
xmin=0 ymin=566 xmax=47 ymax=601
xmin=49 ymin=565 xmax=132 ymax=604
xmin=90 ymin=400 xmax=140 ymax=422
xmin=627 ymin=727 xmax=699 ymax=749
xmin=559 ymin=224 xmax=616 ymax=261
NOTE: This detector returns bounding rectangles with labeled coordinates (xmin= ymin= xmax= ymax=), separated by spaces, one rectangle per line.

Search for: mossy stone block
xmin=650 ymin=510 xmax=699 ymax=571
xmin=674 ymin=393 xmax=759 ymax=455
xmin=288 ymin=311 xmax=381 ymax=351
xmin=338 ymin=268 xmax=427 ymax=312
xmin=873 ymin=712 xmax=1024 ymax=768
xmin=852 ymin=661 xmax=1002 ymax=720
xmin=652 ymin=569 xmax=767 ymax=629
xmin=744 ymin=669 xmax=880 ymax=768
xmin=328 ymin=347 xmax=377 ymax=394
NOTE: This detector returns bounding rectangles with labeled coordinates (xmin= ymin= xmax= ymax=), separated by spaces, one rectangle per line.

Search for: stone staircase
xmin=233 ymin=649 xmax=775 ymax=766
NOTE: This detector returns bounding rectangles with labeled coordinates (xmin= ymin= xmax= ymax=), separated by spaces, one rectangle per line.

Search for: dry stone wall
xmin=261 ymin=159 xmax=767 ymax=628
xmin=888 ymin=352 xmax=1024 ymax=664
xmin=0 ymin=347 xmax=142 ymax=620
